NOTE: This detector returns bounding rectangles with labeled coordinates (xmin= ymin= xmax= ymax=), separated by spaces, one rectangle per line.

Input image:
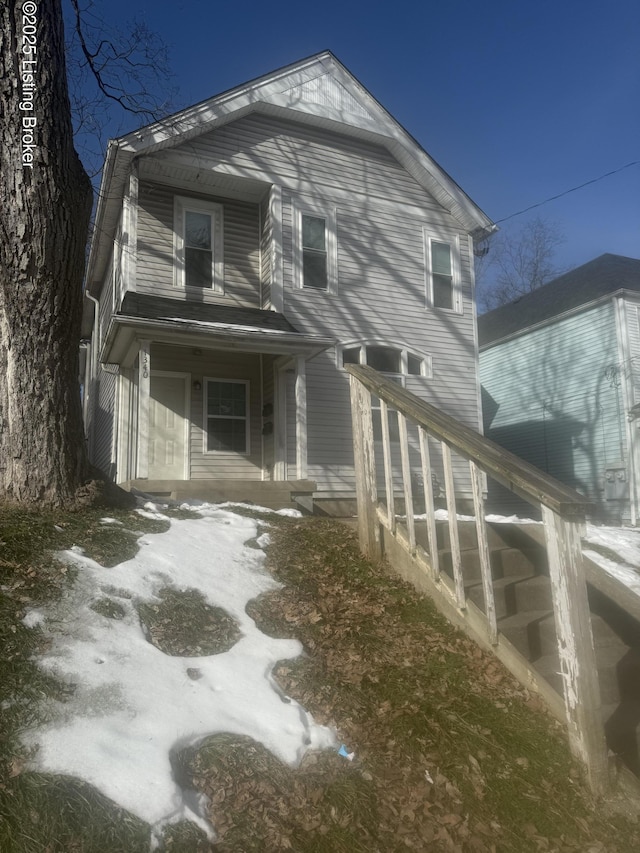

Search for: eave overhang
xmin=101 ymin=315 xmax=335 ymax=366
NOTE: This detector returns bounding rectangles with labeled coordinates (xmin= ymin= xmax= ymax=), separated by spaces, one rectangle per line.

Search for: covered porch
xmin=99 ymin=295 xmax=333 ymax=498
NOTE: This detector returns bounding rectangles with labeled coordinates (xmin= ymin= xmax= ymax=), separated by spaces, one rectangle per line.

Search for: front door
xmin=149 ymin=373 xmax=188 ymax=480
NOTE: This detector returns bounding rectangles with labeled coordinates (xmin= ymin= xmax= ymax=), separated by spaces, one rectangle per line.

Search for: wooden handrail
xmin=345 ymin=364 xmax=593 ymax=519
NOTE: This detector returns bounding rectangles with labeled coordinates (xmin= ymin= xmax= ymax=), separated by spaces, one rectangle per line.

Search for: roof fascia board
xmin=479 ymin=291 xmax=625 ymax=351
xmin=101 ymin=315 xmax=334 ymax=364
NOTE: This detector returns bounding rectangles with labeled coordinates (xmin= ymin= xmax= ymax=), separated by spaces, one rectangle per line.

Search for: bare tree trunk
xmin=0 ymin=0 xmax=93 ymax=504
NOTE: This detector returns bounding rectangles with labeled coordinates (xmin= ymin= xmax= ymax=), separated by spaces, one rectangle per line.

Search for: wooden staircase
xmin=436 ymin=519 xmax=640 ymax=775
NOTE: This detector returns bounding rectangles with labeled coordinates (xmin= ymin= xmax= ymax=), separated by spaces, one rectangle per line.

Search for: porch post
xmin=136 ymin=340 xmax=151 ymax=479
xmin=295 ymin=356 xmax=307 ymax=480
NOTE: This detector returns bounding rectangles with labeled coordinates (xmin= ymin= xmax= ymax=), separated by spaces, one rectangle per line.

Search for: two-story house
xmin=82 ymin=51 xmax=495 ymax=509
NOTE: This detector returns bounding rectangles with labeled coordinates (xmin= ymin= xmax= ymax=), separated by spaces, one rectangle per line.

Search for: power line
xmin=495 ymin=160 xmax=640 ymax=224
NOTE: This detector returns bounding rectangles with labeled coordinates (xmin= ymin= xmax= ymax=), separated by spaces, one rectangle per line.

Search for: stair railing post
xmin=350 ymin=375 xmax=382 ymax=561
xmin=418 ymin=426 xmax=440 ymax=580
xmin=380 ymin=399 xmax=396 ymax=533
xmin=398 ymin=412 xmax=416 ymax=554
xmin=541 ymin=506 xmax=609 ymax=795
xmin=442 ymin=441 xmax=465 ymax=608
xmin=470 ymin=460 xmax=498 ymax=644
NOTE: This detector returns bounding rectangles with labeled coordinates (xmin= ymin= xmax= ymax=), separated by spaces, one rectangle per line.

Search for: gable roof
xmin=478 ymin=254 xmax=640 ymax=348
xmin=86 ymin=51 xmax=495 ymax=293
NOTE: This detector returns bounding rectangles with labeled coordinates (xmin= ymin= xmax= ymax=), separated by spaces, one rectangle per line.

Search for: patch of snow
xmin=22 ymin=506 xmax=335 ymax=843
xmin=100 ymin=517 xmax=124 ymax=526
xmin=22 ymin=609 xmax=46 ymax=629
xmin=256 ymin=532 xmax=271 ymax=548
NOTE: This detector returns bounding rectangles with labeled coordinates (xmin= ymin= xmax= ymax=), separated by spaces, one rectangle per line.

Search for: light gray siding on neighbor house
xmin=480 ymin=301 xmax=625 ymax=510
xmin=623 ymin=299 xmax=640 ymax=403
xmin=150 ymin=343 xmax=262 ymax=479
xmin=135 ymin=182 xmax=261 ymax=307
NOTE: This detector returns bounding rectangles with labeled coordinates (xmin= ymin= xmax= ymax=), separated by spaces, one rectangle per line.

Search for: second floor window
xmin=294 ymin=200 xmax=337 ymax=293
xmin=302 ymin=215 xmax=328 ymax=289
xmin=174 ymin=196 xmax=224 ymax=291
xmin=424 ymin=231 xmax=461 ymax=312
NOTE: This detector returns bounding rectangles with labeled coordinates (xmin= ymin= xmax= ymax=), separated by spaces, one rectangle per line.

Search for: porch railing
xmin=346 ymin=363 xmax=609 ymax=795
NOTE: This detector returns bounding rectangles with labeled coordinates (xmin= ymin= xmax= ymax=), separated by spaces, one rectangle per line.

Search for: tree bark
xmin=0 ymin=0 xmax=93 ymax=504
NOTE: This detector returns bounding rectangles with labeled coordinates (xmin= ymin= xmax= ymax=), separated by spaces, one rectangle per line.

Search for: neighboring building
xmin=479 ymin=254 xmax=640 ymax=523
xmin=82 ymin=51 xmax=495 ymax=507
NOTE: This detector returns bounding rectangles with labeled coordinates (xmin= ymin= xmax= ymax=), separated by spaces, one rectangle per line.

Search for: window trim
xmin=293 ymin=199 xmax=337 ymax=293
xmin=203 ymin=377 xmax=250 ymax=455
xmin=338 ymin=341 xmax=433 ymax=379
xmin=424 ymin=230 xmax=461 ymax=313
xmin=174 ymin=196 xmax=224 ymax=292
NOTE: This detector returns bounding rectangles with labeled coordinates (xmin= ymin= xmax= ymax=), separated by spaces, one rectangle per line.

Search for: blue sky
xmin=94 ymin=0 xmax=639 ymax=275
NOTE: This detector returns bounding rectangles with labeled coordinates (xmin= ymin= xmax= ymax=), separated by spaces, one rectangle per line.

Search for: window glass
xmin=185 ymin=210 xmax=212 ymax=288
xmin=366 ymin=346 xmax=401 ymax=373
xmin=407 ymin=353 xmax=423 ymax=375
xmin=432 ymin=240 xmax=453 ymax=309
xmin=302 ymin=214 xmax=328 ymax=289
xmin=206 ymin=381 xmax=247 ymax=452
xmin=185 ymin=211 xmax=211 ymax=249
xmin=302 ymin=215 xmax=326 ymax=251
xmin=342 ymin=347 xmax=360 ymax=366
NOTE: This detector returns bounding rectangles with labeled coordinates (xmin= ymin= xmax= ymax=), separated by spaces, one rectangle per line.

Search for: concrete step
xmin=603 ymin=701 xmax=640 ymax=775
xmin=466 ymin=574 xmax=537 ymax=619
xmin=513 ymin=574 xmax=553 ymax=613
xmin=439 ymin=546 xmax=543 ymax=582
xmin=124 ymin=479 xmax=316 ymax=511
xmin=536 ymin=643 xmax=631 ymax=706
xmin=498 ymin=610 xmax=556 ymax=660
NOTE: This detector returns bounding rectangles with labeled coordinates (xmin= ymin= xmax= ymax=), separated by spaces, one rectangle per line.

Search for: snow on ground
xmin=584 ymin=524 xmax=640 ymax=597
xmin=21 ymin=503 xmax=335 ymax=845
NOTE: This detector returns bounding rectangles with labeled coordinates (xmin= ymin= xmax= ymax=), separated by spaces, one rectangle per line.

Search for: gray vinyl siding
xmin=260 ymin=194 xmax=272 ymax=309
xmin=136 ymin=183 xmax=260 ymax=306
xmin=180 ymin=115 xmax=444 ymax=211
xmin=151 ymin=343 xmax=262 ymax=478
xmin=480 ymin=301 xmax=626 ymax=513
xmin=159 ymin=115 xmax=479 ymax=495
xmin=113 ymin=114 xmax=483 ymax=496
xmin=92 ymin=368 xmax=117 ymax=478
xmin=98 ymin=259 xmax=114 ymax=348
xmin=262 ymin=354 xmax=276 ymax=478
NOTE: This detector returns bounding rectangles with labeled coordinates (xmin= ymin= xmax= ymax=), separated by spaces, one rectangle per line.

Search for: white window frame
xmin=293 ymin=199 xmax=338 ymax=293
xmin=338 ymin=341 xmax=433 ymax=379
xmin=203 ymin=378 xmax=250 ymax=455
xmin=424 ymin=230 xmax=462 ymax=313
xmin=174 ymin=196 xmax=224 ymax=292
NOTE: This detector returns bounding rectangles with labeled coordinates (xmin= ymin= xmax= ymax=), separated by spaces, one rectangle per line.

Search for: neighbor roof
xmin=478 ymin=254 xmax=640 ymax=348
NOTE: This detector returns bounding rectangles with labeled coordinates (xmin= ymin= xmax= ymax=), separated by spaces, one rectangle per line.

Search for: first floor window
xmin=205 ymin=379 xmax=249 ymax=453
